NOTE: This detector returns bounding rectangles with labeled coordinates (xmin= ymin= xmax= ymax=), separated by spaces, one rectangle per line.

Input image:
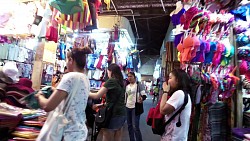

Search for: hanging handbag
xmin=95 ymin=84 xmax=122 ymax=128
xmin=36 ymin=77 xmax=81 ymax=141
xmin=135 ymin=82 xmax=144 ymax=116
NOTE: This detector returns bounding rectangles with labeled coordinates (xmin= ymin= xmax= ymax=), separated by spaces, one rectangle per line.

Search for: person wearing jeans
xmin=126 ymin=72 xmax=147 ymax=141
xmin=127 ymin=107 xmax=142 ymax=141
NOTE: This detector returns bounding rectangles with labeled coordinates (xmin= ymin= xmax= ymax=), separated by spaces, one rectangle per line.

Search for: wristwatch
xmin=163 ymin=91 xmax=169 ymax=94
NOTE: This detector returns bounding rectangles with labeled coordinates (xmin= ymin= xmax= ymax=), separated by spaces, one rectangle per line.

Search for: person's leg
xmin=134 ymin=114 xmax=143 ymax=141
xmin=156 ymin=93 xmax=159 ymax=103
xmin=127 ymin=108 xmax=135 ymax=141
xmin=114 ymin=126 xmax=123 ymax=141
xmin=153 ymin=93 xmax=156 ymax=104
xmin=102 ymin=129 xmax=114 ymax=141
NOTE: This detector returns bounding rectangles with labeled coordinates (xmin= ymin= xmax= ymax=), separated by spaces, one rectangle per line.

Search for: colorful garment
xmin=53 ymin=0 xmax=91 ymax=30
xmin=0 ymin=43 xmax=9 ymax=60
xmin=8 ymin=44 xmax=19 ymax=61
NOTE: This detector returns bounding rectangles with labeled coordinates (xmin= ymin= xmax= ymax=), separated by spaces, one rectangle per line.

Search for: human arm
xmin=160 ymin=82 xmax=175 ymax=115
xmin=89 ymin=78 xmax=117 ymax=99
xmin=138 ymin=83 xmax=147 ymax=103
xmin=170 ymin=10 xmax=175 ymax=17
xmin=89 ymin=86 xmax=108 ymax=99
xmin=35 ymin=73 xmax=81 ymax=112
xmin=35 ymin=89 xmax=68 ymax=112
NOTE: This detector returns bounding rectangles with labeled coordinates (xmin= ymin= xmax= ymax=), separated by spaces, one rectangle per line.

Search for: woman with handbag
xmin=89 ymin=63 xmax=126 ymax=141
xmin=35 ymin=47 xmax=92 ymax=141
xmin=125 ymin=72 xmax=147 ymax=141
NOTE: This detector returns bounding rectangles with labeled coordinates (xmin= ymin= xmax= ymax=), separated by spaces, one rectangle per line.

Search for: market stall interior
xmin=0 ymin=0 xmax=250 ymax=141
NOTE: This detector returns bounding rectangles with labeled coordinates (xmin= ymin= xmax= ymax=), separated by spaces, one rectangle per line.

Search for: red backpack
xmin=147 ymin=92 xmax=188 ymax=135
xmin=146 ymin=98 xmax=165 ymax=135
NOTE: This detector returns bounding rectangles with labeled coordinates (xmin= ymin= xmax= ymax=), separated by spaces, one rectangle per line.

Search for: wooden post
xmin=31 ymin=39 xmax=45 ymax=90
xmin=232 ymin=26 xmax=243 ymax=127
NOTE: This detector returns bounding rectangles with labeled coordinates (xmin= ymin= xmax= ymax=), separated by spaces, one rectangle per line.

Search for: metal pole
xmin=160 ymin=0 xmax=166 ymax=13
xmin=110 ymin=0 xmax=118 ymax=15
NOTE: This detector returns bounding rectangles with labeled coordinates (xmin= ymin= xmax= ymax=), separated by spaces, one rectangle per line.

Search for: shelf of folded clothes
xmin=232 ymin=128 xmax=250 ymax=141
xmin=9 ymin=121 xmax=44 ymax=141
xmin=9 ymin=111 xmax=46 ymax=141
xmin=0 ymin=103 xmax=46 ymax=141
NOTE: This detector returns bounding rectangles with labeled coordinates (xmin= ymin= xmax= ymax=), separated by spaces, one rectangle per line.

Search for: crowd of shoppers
xmin=35 ymin=45 xmax=191 ymax=141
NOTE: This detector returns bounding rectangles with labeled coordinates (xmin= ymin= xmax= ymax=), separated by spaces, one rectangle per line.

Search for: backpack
xmin=146 ymin=91 xmax=188 ymax=135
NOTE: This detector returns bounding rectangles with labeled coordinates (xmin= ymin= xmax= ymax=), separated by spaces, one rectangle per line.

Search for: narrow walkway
xmin=96 ymin=94 xmax=161 ymax=141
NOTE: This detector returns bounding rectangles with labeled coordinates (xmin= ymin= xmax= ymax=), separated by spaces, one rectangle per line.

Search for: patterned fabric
xmin=49 ymin=0 xmax=84 ymax=15
xmin=56 ymin=72 xmax=90 ymax=141
xmin=53 ymin=0 xmax=91 ymax=30
xmin=197 ymin=105 xmax=211 ymax=141
xmin=0 ymin=43 xmax=9 ymax=60
xmin=208 ymin=102 xmax=229 ymax=141
xmin=16 ymin=47 xmax=28 ymax=63
xmin=8 ymin=44 xmax=19 ymax=61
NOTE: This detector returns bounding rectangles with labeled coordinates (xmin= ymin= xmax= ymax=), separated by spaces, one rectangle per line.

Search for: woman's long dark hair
xmin=169 ymin=69 xmax=192 ymax=96
xmin=108 ymin=63 xmax=124 ymax=87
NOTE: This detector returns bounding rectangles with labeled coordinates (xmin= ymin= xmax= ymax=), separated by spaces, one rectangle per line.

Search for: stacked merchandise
xmin=231 ymin=2 xmax=250 ymax=140
xmin=232 ymin=128 xmax=250 ymax=141
xmin=0 ymin=65 xmax=48 ymax=140
xmin=0 ymin=103 xmax=46 ymax=141
xmin=232 ymin=2 xmax=250 ymax=92
xmin=1 ymin=75 xmax=36 ymax=109
xmin=170 ymin=1 xmax=244 ymax=140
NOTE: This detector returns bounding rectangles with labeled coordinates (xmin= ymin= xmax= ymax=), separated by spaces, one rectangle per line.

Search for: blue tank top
xmin=171 ymin=8 xmax=186 ymax=26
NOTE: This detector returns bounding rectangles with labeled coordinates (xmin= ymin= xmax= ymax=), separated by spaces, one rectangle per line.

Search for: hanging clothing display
xmin=49 ymin=0 xmax=84 ymax=15
xmin=231 ymin=3 xmax=250 ymax=136
xmin=168 ymin=1 xmax=246 ymax=141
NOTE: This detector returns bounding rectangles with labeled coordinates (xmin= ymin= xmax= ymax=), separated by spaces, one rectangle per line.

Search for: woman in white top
xmin=35 ymin=47 xmax=92 ymax=141
xmin=160 ymin=69 xmax=192 ymax=141
xmin=125 ymin=72 xmax=147 ymax=141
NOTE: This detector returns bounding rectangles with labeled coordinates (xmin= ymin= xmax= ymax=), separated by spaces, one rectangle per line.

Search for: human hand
xmin=34 ymin=91 xmax=44 ymax=100
xmin=51 ymin=87 xmax=56 ymax=92
xmin=138 ymin=96 xmax=143 ymax=103
xmin=162 ymin=82 xmax=170 ymax=93
xmin=92 ymin=104 xmax=104 ymax=110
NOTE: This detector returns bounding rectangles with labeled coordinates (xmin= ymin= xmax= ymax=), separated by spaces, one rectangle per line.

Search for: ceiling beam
xmin=115 ymin=2 xmax=175 ymax=9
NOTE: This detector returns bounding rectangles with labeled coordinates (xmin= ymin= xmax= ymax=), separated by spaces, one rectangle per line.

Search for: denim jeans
xmin=126 ymin=107 xmax=142 ymax=141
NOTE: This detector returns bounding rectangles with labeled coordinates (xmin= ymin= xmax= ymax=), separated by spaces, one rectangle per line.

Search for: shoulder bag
xmin=151 ymin=91 xmax=188 ymax=135
xmin=36 ymin=77 xmax=81 ymax=141
xmin=95 ymin=84 xmax=123 ymax=128
xmin=135 ymin=82 xmax=144 ymax=116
